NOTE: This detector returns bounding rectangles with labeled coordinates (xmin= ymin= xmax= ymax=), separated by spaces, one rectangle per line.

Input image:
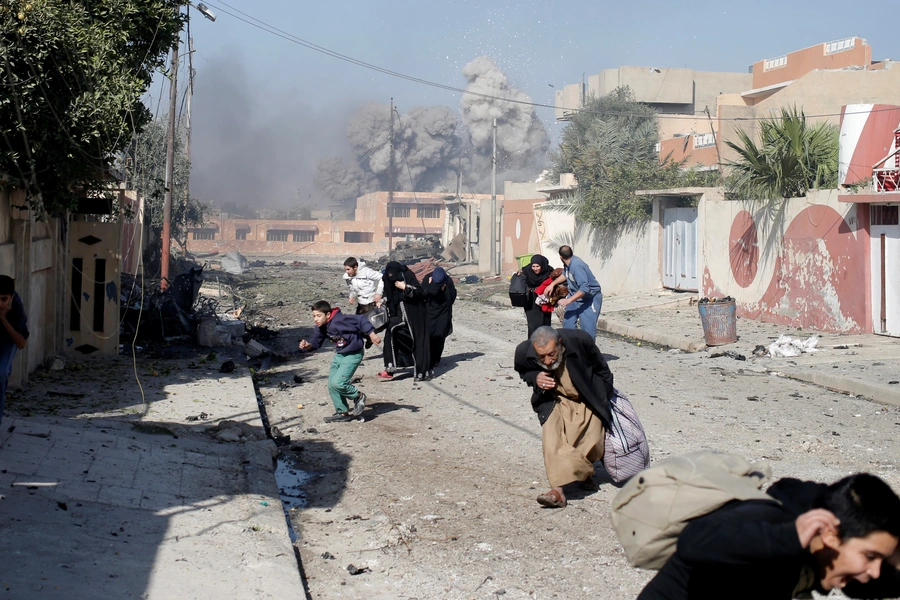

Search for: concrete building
xmin=554 ymin=37 xmax=898 ymax=171
xmin=188 ymin=191 xmax=497 ymax=262
xmin=555 ymin=66 xmax=752 ymax=143
xmin=717 ymin=37 xmax=898 ymax=165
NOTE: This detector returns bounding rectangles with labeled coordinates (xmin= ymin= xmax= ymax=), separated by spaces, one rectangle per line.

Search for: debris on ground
xmin=709 ymin=350 xmax=746 ymax=361
xmin=767 ymin=334 xmax=820 ymax=358
xmin=346 ymin=564 xmax=370 ymax=576
xmin=220 ymin=251 xmax=250 ymax=275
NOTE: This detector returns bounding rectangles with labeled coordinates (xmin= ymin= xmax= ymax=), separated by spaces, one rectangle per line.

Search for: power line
xmin=204 ymin=0 xmax=900 ymax=124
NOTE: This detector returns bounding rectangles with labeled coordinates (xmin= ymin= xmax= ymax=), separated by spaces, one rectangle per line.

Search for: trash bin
xmin=515 ymin=254 xmax=534 ymax=269
xmin=698 ymin=299 xmax=737 ymax=346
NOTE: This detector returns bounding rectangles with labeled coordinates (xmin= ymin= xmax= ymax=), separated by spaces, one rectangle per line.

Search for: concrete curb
xmin=597 ymin=318 xmax=708 ymax=353
xmin=768 ymin=367 xmax=900 ymax=408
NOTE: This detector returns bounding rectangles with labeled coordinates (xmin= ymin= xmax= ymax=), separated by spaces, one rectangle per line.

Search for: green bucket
xmin=516 ymin=254 xmax=534 ymax=269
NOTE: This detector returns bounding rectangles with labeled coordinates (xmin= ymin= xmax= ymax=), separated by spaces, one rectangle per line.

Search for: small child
xmin=298 ymin=300 xmax=381 ymax=422
xmin=0 ymin=275 xmax=28 ymax=426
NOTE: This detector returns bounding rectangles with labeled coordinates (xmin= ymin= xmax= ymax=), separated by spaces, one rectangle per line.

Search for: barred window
xmin=266 ymin=231 xmax=288 ymax=242
xmin=392 ymin=204 xmax=411 ymax=218
xmin=192 ymin=230 xmax=216 ymax=240
xmin=417 ymin=205 xmax=441 ymax=219
xmin=235 ymin=231 xmax=247 ymax=240
xmin=293 ymin=232 xmax=315 ymax=242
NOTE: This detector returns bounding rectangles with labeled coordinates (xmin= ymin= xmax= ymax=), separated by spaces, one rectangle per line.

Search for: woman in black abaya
xmin=522 ymin=254 xmax=553 ymax=337
xmin=379 ymin=261 xmax=431 ymax=381
xmin=425 ymin=267 xmax=456 ymax=375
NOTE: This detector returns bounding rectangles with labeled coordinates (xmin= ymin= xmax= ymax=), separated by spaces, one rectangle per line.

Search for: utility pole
xmin=490 ymin=117 xmax=497 ymax=275
xmin=160 ymin=27 xmax=179 ymax=291
xmin=181 ymin=33 xmax=194 ymax=259
xmin=387 ymin=99 xmax=395 ymax=255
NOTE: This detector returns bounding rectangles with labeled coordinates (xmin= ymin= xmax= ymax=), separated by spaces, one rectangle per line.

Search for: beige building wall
xmin=0 ymin=188 xmax=67 ymax=388
xmin=718 ymin=66 xmax=900 ymax=164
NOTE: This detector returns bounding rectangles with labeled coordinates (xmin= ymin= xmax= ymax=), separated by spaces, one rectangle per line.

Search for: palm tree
xmin=725 ymin=107 xmax=838 ymax=200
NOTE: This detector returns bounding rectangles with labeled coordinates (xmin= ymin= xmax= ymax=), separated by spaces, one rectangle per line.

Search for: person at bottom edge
xmin=638 ymin=473 xmax=900 ymax=600
xmin=513 ymin=326 xmax=613 ymax=509
xmin=298 ymin=300 xmax=381 ymax=423
xmin=0 ymin=275 xmax=28 ymax=427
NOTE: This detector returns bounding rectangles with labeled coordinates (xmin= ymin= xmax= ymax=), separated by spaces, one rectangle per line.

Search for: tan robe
xmin=542 ymin=360 xmax=605 ymax=487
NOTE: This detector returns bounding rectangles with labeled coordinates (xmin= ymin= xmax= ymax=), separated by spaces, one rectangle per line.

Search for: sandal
xmin=536 ymin=488 xmax=566 ymax=508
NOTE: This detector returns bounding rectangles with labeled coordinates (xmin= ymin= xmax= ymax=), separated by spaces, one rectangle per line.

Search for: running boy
xmin=299 ymin=300 xmax=380 ymax=422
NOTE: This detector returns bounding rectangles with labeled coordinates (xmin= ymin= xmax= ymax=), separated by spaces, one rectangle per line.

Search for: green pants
xmin=328 ymin=350 xmax=364 ymax=413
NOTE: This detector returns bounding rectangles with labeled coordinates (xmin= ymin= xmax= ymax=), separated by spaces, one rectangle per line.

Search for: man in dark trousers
xmin=638 ymin=473 xmax=900 ymax=600
xmin=514 ymin=326 xmax=614 ymax=508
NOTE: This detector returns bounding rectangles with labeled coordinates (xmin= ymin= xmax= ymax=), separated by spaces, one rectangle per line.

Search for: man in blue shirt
xmin=544 ymin=246 xmax=602 ymax=338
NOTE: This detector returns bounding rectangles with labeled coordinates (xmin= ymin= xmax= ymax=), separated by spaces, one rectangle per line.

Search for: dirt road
xmin=248 ymin=264 xmax=900 ymax=600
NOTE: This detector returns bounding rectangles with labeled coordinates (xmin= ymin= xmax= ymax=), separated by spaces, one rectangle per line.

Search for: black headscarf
xmin=383 ymin=261 xmax=414 ymax=315
xmin=523 ymin=254 xmax=552 ymax=288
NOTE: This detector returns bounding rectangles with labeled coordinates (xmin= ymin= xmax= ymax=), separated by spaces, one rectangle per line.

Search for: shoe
xmin=536 ymin=488 xmax=566 ymax=508
xmin=324 ymin=412 xmax=353 ymax=423
xmin=414 ymin=373 xmax=424 ymax=382
xmin=351 ymin=392 xmax=366 ymax=416
xmin=428 ymin=369 xmax=435 ymax=379
xmin=376 ymin=371 xmax=393 ymax=381
xmin=580 ymin=476 xmax=599 ymax=491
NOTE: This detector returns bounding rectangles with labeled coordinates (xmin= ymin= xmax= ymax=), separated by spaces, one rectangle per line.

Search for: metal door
xmin=662 ymin=207 xmax=699 ymax=291
xmin=67 ymin=222 xmax=121 ymax=354
xmin=870 ymin=205 xmax=900 ymax=336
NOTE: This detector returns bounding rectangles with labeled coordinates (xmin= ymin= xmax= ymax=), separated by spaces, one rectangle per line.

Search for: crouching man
xmin=514 ymin=326 xmax=614 ymax=508
xmin=639 ymin=473 xmax=900 ymax=599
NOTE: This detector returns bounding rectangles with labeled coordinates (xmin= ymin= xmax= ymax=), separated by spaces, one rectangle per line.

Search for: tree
xmin=0 ymin=0 xmax=185 ymax=215
xmin=124 ymin=115 xmax=207 ymax=259
xmin=549 ymin=88 xmax=719 ymax=227
xmin=725 ymin=107 xmax=839 ymax=200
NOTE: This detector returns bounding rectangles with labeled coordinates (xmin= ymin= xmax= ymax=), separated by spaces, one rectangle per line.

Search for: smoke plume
xmin=316 ymin=56 xmax=548 ymax=204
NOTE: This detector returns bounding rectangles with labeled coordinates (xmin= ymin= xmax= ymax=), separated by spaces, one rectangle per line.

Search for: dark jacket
xmin=305 ymin=308 xmax=374 ymax=355
xmin=638 ymin=478 xmax=900 ymax=600
xmin=513 ymin=328 xmax=614 ymax=426
xmin=0 ymin=292 xmax=28 ymax=345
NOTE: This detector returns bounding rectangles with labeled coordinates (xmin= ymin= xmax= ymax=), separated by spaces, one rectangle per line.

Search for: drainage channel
xmin=250 ymin=361 xmax=314 ymax=599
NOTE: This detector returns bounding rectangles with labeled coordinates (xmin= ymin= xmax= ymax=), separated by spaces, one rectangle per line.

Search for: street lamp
xmin=160 ymin=2 xmax=215 ymax=291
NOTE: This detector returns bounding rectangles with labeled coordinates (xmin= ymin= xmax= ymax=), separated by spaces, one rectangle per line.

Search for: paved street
xmin=2 ymin=284 xmax=900 ymax=599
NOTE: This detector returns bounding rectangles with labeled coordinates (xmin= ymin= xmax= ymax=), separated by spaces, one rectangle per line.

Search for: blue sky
xmin=168 ymin=0 xmax=898 ymax=207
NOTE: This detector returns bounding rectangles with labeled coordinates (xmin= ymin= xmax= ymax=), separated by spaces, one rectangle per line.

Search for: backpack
xmin=508 ymin=272 xmax=529 ymax=307
xmin=611 ymin=450 xmax=774 ymax=570
xmin=602 ymin=389 xmax=650 ymax=484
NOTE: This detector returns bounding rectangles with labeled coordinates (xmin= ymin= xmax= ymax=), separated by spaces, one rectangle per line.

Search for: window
xmin=235 ymin=231 xmax=247 ymax=240
xmin=763 ymin=55 xmax=787 ymax=71
xmin=293 ymin=232 xmax=315 ymax=242
xmin=266 ymin=231 xmax=288 ymax=242
xmin=192 ymin=229 xmax=216 ymax=240
xmin=825 ymin=37 xmax=855 ymax=55
xmin=693 ymin=133 xmax=716 ymax=149
xmin=344 ymin=232 xmax=373 ymax=243
xmin=871 ymin=205 xmax=899 ymax=226
xmin=392 ymin=204 xmax=411 ymax=218
xmin=417 ymin=205 xmax=441 ymax=219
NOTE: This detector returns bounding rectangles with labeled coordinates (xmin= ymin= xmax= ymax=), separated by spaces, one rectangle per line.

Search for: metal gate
xmin=67 ymin=222 xmax=121 ymax=354
xmin=870 ymin=205 xmax=900 ymax=336
xmin=662 ymin=207 xmax=698 ymax=291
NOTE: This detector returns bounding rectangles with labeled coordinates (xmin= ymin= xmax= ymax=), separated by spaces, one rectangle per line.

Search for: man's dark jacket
xmin=638 ymin=478 xmax=900 ymax=600
xmin=513 ymin=328 xmax=614 ymax=426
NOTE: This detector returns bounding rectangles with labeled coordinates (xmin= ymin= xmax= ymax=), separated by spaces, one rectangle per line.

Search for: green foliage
xmin=550 ymin=88 xmax=720 ymax=227
xmin=725 ymin=107 xmax=839 ymax=200
xmin=0 ymin=0 xmax=186 ymax=214
xmin=124 ymin=115 xmax=207 ymax=248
